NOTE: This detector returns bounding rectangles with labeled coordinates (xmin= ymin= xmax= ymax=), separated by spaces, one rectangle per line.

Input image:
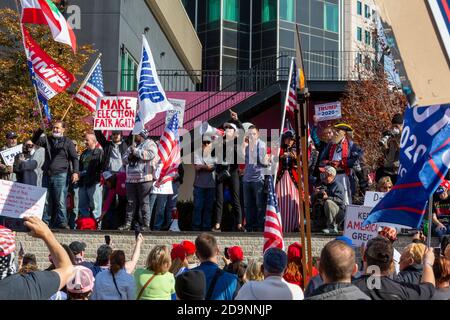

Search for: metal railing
xmin=121 ymin=50 xmax=379 ymax=92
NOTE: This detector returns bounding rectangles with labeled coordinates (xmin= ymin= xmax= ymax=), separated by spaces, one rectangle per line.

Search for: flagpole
xmin=273 ymin=57 xmax=294 ymax=189
xmin=427 ymin=195 xmax=433 ymax=247
xmin=61 ymin=53 xmax=102 ymax=121
xmin=14 ymin=0 xmax=52 ymax=160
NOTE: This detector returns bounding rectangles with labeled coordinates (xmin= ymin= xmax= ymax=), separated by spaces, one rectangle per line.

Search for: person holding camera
xmin=377 ymin=113 xmax=403 ymax=184
xmin=432 ymin=183 xmax=450 ymax=239
xmin=312 ymin=166 xmax=346 ymax=234
xmin=13 ymin=139 xmax=45 ymax=187
xmin=120 ymin=129 xmax=158 ymax=231
xmin=212 ymin=110 xmax=244 ymax=232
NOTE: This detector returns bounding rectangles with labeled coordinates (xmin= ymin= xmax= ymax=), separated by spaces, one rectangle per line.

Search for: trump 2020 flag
xmin=363 ymin=104 xmax=450 ymax=229
xmin=133 ymin=35 xmax=173 ymax=134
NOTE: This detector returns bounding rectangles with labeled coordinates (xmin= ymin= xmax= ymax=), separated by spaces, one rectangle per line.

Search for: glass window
xmin=357 ymin=27 xmax=362 ymax=41
xmin=120 ymin=51 xmax=138 ymax=92
xmin=365 ymin=30 xmax=371 ymax=45
xmin=356 ymin=52 xmax=362 ymax=64
xmin=262 ymin=0 xmax=277 ymax=23
xmin=208 ymin=0 xmax=220 ymax=23
xmin=357 ymin=1 xmax=362 ymax=15
xmin=224 ymin=0 xmax=239 ymax=22
xmin=280 ymin=0 xmax=295 ymax=22
xmin=324 ymin=3 xmax=338 ymax=33
xmin=365 ymin=4 xmax=370 ymax=18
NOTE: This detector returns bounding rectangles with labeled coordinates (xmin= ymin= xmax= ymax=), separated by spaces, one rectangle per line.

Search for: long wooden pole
xmin=294 ymin=108 xmax=309 ymax=288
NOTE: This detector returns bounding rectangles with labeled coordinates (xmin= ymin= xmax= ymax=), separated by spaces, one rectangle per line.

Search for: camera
xmin=380 ymin=127 xmax=401 ymax=146
xmin=316 ymin=186 xmax=327 ymax=200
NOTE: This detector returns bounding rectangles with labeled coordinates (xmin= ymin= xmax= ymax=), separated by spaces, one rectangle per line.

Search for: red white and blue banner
xmin=363 ymin=104 xmax=450 ymax=229
xmin=427 ymin=0 xmax=450 ymax=60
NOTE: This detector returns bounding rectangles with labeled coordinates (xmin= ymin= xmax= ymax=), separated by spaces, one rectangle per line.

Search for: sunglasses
xmin=25 ymin=144 xmax=34 ymax=148
xmin=202 ymin=141 xmax=211 ymax=145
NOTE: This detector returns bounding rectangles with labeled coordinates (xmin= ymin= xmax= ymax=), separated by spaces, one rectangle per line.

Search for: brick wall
xmin=14 ymin=231 xmax=439 ymax=270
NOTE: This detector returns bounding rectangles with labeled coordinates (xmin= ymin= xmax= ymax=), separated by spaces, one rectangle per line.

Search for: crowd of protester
xmin=0 ymin=109 xmax=449 ymax=238
xmin=1 ymin=219 xmax=449 ymax=300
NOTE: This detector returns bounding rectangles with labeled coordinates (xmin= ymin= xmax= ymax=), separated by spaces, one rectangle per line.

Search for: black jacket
xmin=352 ymin=275 xmax=435 ymax=300
xmin=307 ymin=282 xmax=371 ymax=300
xmin=216 ymin=119 xmax=243 ymax=173
xmin=318 ymin=179 xmax=346 ymax=211
xmin=32 ymin=129 xmax=79 ymax=176
xmin=395 ymin=264 xmax=423 ymax=285
xmin=79 ymin=148 xmax=104 ymax=187
xmin=94 ymin=131 xmax=128 ymax=172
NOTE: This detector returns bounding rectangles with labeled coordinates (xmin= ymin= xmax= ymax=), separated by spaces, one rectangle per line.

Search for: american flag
xmin=156 ymin=113 xmax=180 ymax=186
xmin=0 ymin=225 xmax=15 ymax=257
xmin=74 ymin=59 xmax=104 ymax=113
xmin=286 ymin=60 xmax=299 ymax=116
xmin=263 ymin=175 xmax=285 ymax=253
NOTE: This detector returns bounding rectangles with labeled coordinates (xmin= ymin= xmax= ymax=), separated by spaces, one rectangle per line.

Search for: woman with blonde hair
xmin=245 ymin=259 xmax=264 ymax=282
xmin=134 ymin=245 xmax=175 ymax=300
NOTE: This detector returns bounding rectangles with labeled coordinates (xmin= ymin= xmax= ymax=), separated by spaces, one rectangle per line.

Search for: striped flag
xmin=155 ymin=113 xmax=180 ymax=187
xmin=0 ymin=225 xmax=15 ymax=257
xmin=21 ymin=0 xmax=77 ymax=52
xmin=74 ymin=58 xmax=104 ymax=113
xmin=285 ymin=60 xmax=299 ymax=116
xmin=264 ymin=175 xmax=285 ymax=253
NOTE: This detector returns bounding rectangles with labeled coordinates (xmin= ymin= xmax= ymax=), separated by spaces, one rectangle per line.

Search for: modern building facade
xmin=2 ymin=0 xmax=202 ymax=94
xmin=182 ymin=0 xmax=345 ymax=81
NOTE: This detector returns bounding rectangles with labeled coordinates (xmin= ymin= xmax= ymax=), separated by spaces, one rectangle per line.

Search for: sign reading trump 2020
xmin=344 ymin=205 xmax=379 ymax=247
xmin=314 ymin=101 xmax=342 ymax=121
xmin=94 ymin=97 xmax=137 ymax=130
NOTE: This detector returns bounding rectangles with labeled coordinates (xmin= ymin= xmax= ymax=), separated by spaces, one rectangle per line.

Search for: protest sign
xmin=314 ymin=102 xmax=341 ymax=121
xmin=363 ymin=191 xmax=386 ymax=208
xmin=344 ymin=205 xmax=379 ymax=247
xmin=0 ymin=144 xmax=23 ymax=166
xmin=94 ymin=97 xmax=137 ymax=130
xmin=166 ymin=98 xmax=185 ymax=127
xmin=0 ymin=180 xmax=46 ymax=219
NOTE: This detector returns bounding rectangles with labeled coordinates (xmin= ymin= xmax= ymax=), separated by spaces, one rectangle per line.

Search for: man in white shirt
xmin=235 ymin=247 xmax=304 ymax=300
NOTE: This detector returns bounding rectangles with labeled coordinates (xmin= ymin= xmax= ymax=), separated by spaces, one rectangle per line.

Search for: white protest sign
xmin=343 ymin=205 xmax=379 ymax=247
xmin=314 ymin=101 xmax=342 ymax=121
xmin=0 ymin=180 xmax=46 ymax=219
xmin=166 ymin=98 xmax=185 ymax=128
xmin=363 ymin=191 xmax=386 ymax=208
xmin=0 ymin=144 xmax=23 ymax=166
xmin=94 ymin=97 xmax=137 ymax=130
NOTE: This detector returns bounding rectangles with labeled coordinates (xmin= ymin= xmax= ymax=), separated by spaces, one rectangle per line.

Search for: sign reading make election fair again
xmin=314 ymin=101 xmax=342 ymax=121
xmin=0 ymin=144 xmax=23 ymax=167
xmin=94 ymin=97 xmax=137 ymax=130
xmin=166 ymin=98 xmax=186 ymax=128
xmin=0 ymin=180 xmax=47 ymax=220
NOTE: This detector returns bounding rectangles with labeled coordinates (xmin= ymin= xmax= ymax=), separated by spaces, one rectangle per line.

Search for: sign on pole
xmin=0 ymin=145 xmax=23 ymax=166
xmin=363 ymin=191 xmax=387 ymax=208
xmin=314 ymin=102 xmax=342 ymax=122
xmin=94 ymin=97 xmax=137 ymax=130
xmin=0 ymin=180 xmax=46 ymax=219
xmin=343 ymin=205 xmax=379 ymax=247
xmin=166 ymin=98 xmax=185 ymax=127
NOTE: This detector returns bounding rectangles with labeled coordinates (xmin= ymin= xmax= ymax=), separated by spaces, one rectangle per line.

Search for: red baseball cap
xmin=287 ymin=242 xmax=302 ymax=260
xmin=171 ymin=244 xmax=187 ymax=261
xmin=228 ymin=246 xmax=244 ymax=262
xmin=378 ymin=226 xmax=398 ymax=242
xmin=180 ymin=240 xmax=196 ymax=256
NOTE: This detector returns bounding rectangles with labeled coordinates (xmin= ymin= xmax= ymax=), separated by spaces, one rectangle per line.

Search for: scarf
xmin=329 ymin=137 xmax=350 ymax=175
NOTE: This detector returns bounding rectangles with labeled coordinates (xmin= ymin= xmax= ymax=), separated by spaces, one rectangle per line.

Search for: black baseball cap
xmin=69 ymin=241 xmax=87 ymax=255
xmin=5 ymin=132 xmax=18 ymax=139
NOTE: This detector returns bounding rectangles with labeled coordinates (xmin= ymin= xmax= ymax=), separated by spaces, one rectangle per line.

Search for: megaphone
xmin=200 ymin=122 xmax=224 ymax=137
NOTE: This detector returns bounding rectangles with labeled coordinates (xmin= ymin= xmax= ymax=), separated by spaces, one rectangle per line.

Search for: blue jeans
xmin=243 ymin=180 xmax=265 ymax=231
xmin=68 ymin=182 xmax=79 ymax=229
xmin=192 ymin=187 xmax=215 ymax=231
xmin=153 ymin=194 xmax=172 ymax=230
xmin=42 ymin=173 xmax=68 ymax=227
xmin=79 ymin=183 xmax=103 ymax=219
xmin=434 ymin=224 xmax=450 ymax=239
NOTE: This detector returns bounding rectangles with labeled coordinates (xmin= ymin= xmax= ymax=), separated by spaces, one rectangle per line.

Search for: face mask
xmin=52 ymin=132 xmax=63 ymax=138
xmin=29 ymin=148 xmax=35 ymax=156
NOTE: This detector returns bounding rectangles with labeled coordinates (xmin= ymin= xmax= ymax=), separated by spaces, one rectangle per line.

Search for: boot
xmin=118 ymin=222 xmax=132 ymax=231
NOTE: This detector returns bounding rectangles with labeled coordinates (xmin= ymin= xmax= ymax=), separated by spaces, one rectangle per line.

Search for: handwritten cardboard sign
xmin=0 ymin=144 xmax=23 ymax=166
xmin=0 ymin=180 xmax=46 ymax=219
xmin=94 ymin=97 xmax=137 ymax=130
xmin=343 ymin=205 xmax=379 ymax=247
xmin=314 ymin=102 xmax=342 ymax=122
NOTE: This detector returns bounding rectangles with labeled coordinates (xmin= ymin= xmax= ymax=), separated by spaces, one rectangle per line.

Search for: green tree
xmin=0 ymin=8 xmax=95 ymax=147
